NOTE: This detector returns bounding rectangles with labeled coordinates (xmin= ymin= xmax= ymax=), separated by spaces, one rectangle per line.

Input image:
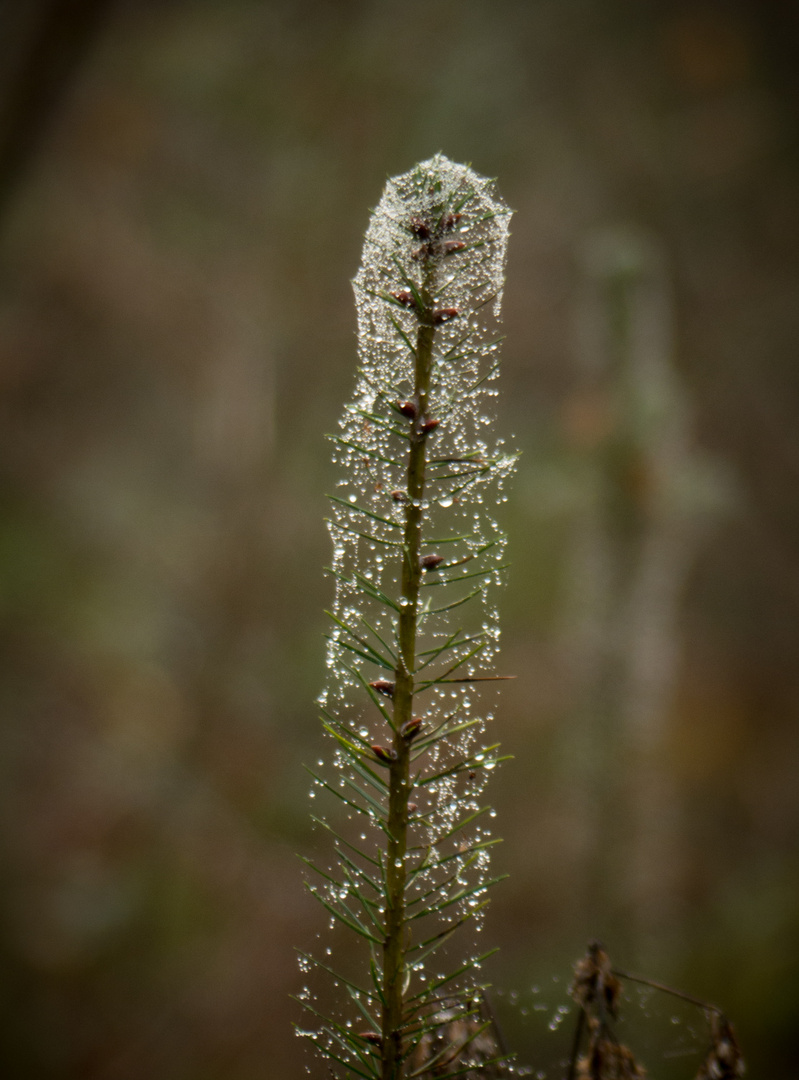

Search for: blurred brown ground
xmin=0 ymin=1 xmax=798 ymax=1077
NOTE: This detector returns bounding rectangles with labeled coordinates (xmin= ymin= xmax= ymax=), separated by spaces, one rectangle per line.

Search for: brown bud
xmin=369 ymin=679 xmax=395 ymax=698
xmin=442 ymin=212 xmax=462 ymax=231
xmin=697 ymin=1014 xmax=745 ymax=1080
xmin=371 ymin=745 xmax=397 ymax=764
xmin=396 ymin=400 xmax=418 ymax=420
xmin=389 ymin=290 xmax=416 ymax=308
xmin=359 ymin=1032 xmax=382 ymax=1046
xmin=411 ymin=245 xmax=429 ymax=261
xmin=409 ymin=216 xmax=431 ymax=239
xmin=407 ymin=803 xmax=418 ymax=813
xmin=570 ymin=941 xmax=621 ymax=1019
xmin=433 ymin=307 xmax=459 ymax=324
xmin=420 ymin=553 xmax=444 ymax=571
xmin=443 ymin=240 xmax=466 ymax=256
xmin=420 ymin=417 xmax=440 ymax=434
xmin=401 ymin=717 xmax=423 ymax=740
xmin=577 ymin=1039 xmax=646 ymax=1080
xmin=391 ymin=489 xmax=407 ymax=502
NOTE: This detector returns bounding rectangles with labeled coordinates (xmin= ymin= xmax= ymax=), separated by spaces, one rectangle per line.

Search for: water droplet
xmin=548 ymin=1005 xmax=570 ymax=1031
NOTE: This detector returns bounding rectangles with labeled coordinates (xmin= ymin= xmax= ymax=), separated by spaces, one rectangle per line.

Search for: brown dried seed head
xmin=433 ymin=307 xmax=460 ymax=324
xmin=420 ymin=553 xmax=445 ymax=571
xmin=578 ymin=1038 xmax=647 ymax=1080
xmin=570 ymin=941 xmax=621 ymax=1019
xmin=696 ymin=1014 xmax=745 ymax=1080
xmin=369 ymin=679 xmax=395 ymax=698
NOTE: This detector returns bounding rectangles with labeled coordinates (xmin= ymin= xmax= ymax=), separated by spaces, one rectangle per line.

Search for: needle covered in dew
xmin=301 ymin=155 xmax=516 ymax=1080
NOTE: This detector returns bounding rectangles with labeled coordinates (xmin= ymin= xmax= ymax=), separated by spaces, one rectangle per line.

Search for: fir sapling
xmin=299 ymin=155 xmax=516 ymax=1080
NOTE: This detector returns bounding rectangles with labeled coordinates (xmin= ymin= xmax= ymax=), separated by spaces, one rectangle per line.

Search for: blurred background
xmin=1 ymin=0 xmax=798 ymax=1077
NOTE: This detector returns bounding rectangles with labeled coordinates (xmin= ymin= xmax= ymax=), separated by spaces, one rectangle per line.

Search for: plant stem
xmin=382 ymin=276 xmax=436 ymax=1080
xmin=612 ymin=969 xmax=722 ymax=1015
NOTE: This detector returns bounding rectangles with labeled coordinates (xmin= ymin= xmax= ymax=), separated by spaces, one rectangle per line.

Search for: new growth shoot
xmin=301 ymin=155 xmax=515 ymax=1080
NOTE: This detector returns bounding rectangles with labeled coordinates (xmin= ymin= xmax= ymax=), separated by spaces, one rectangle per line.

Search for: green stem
xmin=381 ymin=281 xmax=436 ymax=1080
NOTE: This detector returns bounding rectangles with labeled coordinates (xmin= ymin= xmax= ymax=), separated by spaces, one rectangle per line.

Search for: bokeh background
xmin=1 ymin=1 xmax=798 ymax=1077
